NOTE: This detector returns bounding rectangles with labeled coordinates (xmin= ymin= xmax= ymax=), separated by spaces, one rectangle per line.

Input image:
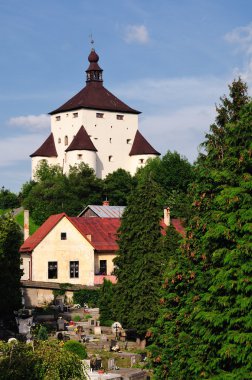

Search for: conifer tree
xmin=113 ymin=176 xmax=164 ymax=342
xmin=149 ymin=78 xmax=252 ymax=379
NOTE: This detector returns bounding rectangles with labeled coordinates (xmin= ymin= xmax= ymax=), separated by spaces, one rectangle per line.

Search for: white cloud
xmin=0 ymin=134 xmax=48 ymax=167
xmin=8 ymin=114 xmax=50 ymax=131
xmin=225 ymin=23 xmax=252 ymax=55
xmin=124 ymin=24 xmax=150 ymax=44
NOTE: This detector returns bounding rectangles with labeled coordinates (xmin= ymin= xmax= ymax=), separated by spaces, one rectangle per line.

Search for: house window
xmin=64 ymin=136 xmax=68 ymax=145
xmin=117 ymin=114 xmax=124 ymax=120
xmin=99 ymin=260 xmax=107 ymax=275
xmin=73 ymin=112 xmax=78 ymax=118
xmin=70 ymin=261 xmax=79 ymax=278
xmin=126 ymin=139 xmax=132 ymax=144
xmin=48 ymin=262 xmax=57 ymax=279
xmin=56 ymin=116 xmax=61 ymax=121
xmin=77 ymin=154 xmax=82 ymax=160
xmin=61 ymin=232 xmax=67 ymax=240
xmin=96 ymin=113 xmax=104 ymax=118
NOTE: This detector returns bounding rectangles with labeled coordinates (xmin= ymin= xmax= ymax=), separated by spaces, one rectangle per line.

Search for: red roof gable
xmin=129 ymin=130 xmax=160 ymax=156
xmin=49 ymin=82 xmax=140 ymax=115
xmin=65 ymin=126 xmax=97 ymax=152
xmin=20 ymin=213 xmax=66 ymax=252
xmin=30 ymin=133 xmax=58 ymax=158
xmin=20 ymin=214 xmax=120 ymax=253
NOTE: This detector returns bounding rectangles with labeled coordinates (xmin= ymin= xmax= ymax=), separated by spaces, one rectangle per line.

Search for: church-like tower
xmin=30 ymin=48 xmax=160 ymax=179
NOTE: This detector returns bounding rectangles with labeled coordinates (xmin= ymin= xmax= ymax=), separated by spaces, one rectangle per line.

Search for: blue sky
xmin=1 ymin=0 xmax=252 ymax=192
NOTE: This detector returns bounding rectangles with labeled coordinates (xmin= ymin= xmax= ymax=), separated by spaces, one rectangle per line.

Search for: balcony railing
xmin=94 ymin=275 xmax=117 ymax=285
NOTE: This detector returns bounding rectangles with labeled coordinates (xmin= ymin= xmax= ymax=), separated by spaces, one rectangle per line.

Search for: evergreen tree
xmin=0 ymin=213 xmax=23 ymax=320
xmin=149 ymin=78 xmax=252 ymax=379
xmin=99 ymin=279 xmax=115 ymax=325
xmin=113 ymin=176 xmax=164 ymax=341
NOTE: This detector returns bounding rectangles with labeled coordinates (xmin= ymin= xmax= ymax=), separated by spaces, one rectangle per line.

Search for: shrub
xmin=73 ymin=288 xmax=100 ymax=307
xmin=63 ymin=340 xmax=87 ymax=359
xmin=73 ymin=315 xmax=82 ymax=322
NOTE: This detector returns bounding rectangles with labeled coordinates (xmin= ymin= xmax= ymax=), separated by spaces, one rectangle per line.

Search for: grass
xmin=15 ymin=210 xmax=39 ymax=234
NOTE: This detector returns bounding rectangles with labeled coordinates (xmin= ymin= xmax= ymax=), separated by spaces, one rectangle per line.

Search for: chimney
xmin=164 ymin=207 xmax=170 ymax=226
xmin=24 ymin=210 xmax=29 ymax=240
xmin=103 ymin=200 xmax=110 ymax=206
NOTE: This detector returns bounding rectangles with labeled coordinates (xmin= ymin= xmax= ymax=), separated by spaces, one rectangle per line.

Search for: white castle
xmin=31 ymin=48 xmax=160 ymax=179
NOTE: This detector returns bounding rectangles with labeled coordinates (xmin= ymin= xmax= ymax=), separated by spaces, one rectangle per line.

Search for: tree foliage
xmin=0 ymin=213 xmax=22 ymax=320
xmin=113 ymin=176 xmax=164 ymax=338
xmin=99 ymin=279 xmax=115 ymax=325
xmin=0 ymin=187 xmax=20 ymax=210
xmin=22 ymin=161 xmax=103 ymax=225
xmin=148 ymin=78 xmax=252 ymax=379
xmin=103 ymin=168 xmax=137 ymax=205
xmin=0 ymin=340 xmax=87 ymax=380
xmin=136 ymin=152 xmax=194 ymax=221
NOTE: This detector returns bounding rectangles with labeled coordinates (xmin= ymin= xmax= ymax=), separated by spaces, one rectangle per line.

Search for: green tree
xmin=99 ymin=279 xmax=115 ymax=325
xmin=22 ymin=161 xmax=103 ymax=225
xmin=0 ymin=213 xmax=22 ymax=320
xmin=0 ymin=186 xmax=20 ymax=210
xmin=149 ymin=78 xmax=252 ymax=379
xmin=136 ymin=152 xmax=194 ymax=221
xmin=113 ymin=176 xmax=164 ymax=342
xmin=0 ymin=340 xmax=87 ymax=380
xmin=103 ymin=168 xmax=137 ymax=205
xmin=63 ymin=340 xmax=87 ymax=359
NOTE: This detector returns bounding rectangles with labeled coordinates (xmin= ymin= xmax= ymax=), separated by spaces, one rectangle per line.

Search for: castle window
xmin=48 ymin=262 xmax=57 ymax=279
xmin=109 ymin=155 xmax=114 ymax=162
xmin=56 ymin=116 xmax=61 ymax=121
xmin=117 ymin=114 xmax=124 ymax=120
xmin=127 ymin=139 xmax=132 ymax=144
xmin=96 ymin=113 xmax=104 ymax=118
xmin=58 ymin=138 xmax=61 ymax=143
xmin=77 ymin=154 xmax=82 ymax=160
xmin=64 ymin=136 xmax=68 ymax=145
xmin=73 ymin=112 xmax=78 ymax=118
xmin=109 ymin=138 xmax=112 ymax=143
xmin=139 ymin=158 xmax=144 ymax=164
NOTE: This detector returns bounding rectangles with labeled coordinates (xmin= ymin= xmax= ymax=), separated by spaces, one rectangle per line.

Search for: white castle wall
xmin=50 ymin=108 xmax=138 ymax=178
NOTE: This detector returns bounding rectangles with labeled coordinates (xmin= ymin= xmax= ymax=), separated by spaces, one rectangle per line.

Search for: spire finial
xmin=89 ymin=34 xmax=94 ymax=49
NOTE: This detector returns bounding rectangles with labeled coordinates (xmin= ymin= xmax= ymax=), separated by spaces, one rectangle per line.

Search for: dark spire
xmin=86 ymin=48 xmax=103 ymax=83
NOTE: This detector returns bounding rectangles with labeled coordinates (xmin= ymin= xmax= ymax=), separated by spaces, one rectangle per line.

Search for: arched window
xmin=64 ymin=136 xmax=68 ymax=145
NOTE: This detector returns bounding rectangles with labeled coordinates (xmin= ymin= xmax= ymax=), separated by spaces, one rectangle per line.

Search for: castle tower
xmin=30 ymin=48 xmax=160 ymax=179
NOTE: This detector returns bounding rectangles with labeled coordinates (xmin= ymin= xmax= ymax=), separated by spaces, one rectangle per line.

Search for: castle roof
xmin=50 ymin=49 xmax=140 ymax=115
xmin=65 ymin=126 xmax=97 ymax=152
xmin=129 ymin=130 xmax=160 ymax=156
xmin=30 ymin=133 xmax=58 ymax=158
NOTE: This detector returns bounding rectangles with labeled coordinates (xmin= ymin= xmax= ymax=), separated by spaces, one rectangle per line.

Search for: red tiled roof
xmin=160 ymin=218 xmax=186 ymax=237
xmin=49 ymin=82 xmax=140 ymax=115
xmin=20 ymin=213 xmax=66 ymax=252
xmin=129 ymin=130 xmax=160 ymax=156
xmin=30 ymin=133 xmax=58 ymax=158
xmin=70 ymin=217 xmax=120 ymax=252
xmin=65 ymin=126 xmax=97 ymax=152
xmin=19 ymin=214 xmax=120 ymax=253
xmin=20 ymin=212 xmax=185 ymax=254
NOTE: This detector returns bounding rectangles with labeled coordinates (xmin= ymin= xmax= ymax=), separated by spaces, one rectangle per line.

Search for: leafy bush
xmin=73 ymin=315 xmax=82 ymax=322
xmin=73 ymin=288 xmax=100 ymax=307
xmin=63 ymin=340 xmax=87 ymax=359
xmin=37 ymin=325 xmax=48 ymax=341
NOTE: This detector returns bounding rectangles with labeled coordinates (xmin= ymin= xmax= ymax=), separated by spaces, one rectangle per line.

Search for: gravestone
xmin=108 ymin=358 xmax=115 ymax=370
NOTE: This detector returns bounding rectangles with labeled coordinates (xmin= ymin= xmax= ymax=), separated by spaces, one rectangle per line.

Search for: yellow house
xmin=20 ymin=213 xmax=119 ymax=287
